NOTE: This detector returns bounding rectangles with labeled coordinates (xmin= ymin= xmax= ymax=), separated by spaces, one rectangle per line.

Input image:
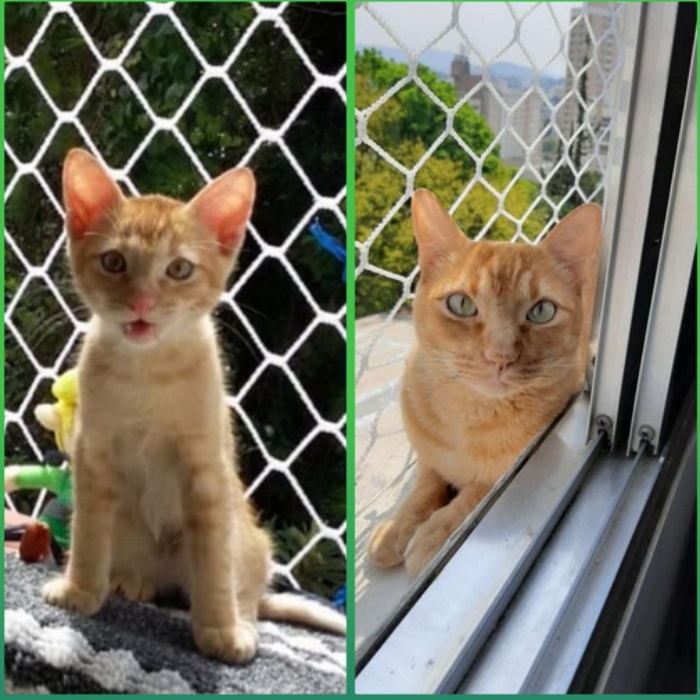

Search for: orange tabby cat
xmin=369 ymin=189 xmax=601 ymax=578
xmin=42 ymin=149 xmax=345 ymax=663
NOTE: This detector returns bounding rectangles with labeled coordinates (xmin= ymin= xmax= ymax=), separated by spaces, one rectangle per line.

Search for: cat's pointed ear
xmin=412 ymin=189 xmax=467 ymax=276
xmin=63 ymin=149 xmax=124 ymax=239
xmin=541 ymin=203 xmax=602 ymax=286
xmin=187 ymin=168 xmax=255 ymax=256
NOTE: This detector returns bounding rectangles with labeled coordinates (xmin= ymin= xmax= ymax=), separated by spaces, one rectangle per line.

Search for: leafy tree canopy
xmin=355 ymin=49 xmax=553 ymax=317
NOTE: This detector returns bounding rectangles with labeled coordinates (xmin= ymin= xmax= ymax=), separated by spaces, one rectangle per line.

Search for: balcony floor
xmin=355 ymin=312 xmax=417 ymax=655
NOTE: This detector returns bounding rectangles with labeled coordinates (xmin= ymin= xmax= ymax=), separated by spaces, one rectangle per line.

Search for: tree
xmin=546 ymin=31 xmax=604 ymax=217
xmin=357 ymin=49 xmax=501 ymax=175
xmin=356 ymin=49 xmax=551 ymax=317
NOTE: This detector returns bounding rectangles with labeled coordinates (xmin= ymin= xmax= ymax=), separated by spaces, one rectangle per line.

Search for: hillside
xmin=357 ymin=44 xmax=566 ymax=93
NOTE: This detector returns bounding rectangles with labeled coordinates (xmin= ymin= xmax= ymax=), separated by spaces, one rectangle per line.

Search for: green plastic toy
xmin=5 ymin=369 xmax=77 ymax=561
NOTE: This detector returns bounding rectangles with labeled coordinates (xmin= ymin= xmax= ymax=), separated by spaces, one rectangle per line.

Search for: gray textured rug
xmin=4 ymin=556 xmax=345 ymax=694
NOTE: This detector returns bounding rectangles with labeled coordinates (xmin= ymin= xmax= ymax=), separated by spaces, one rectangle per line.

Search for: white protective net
xmin=4 ymin=1 xmax=346 ymax=591
xmin=355 ymin=1 xmax=625 ymax=509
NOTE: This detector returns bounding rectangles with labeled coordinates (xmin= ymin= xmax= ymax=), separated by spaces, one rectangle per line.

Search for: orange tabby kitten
xmin=42 ymin=149 xmax=345 ymax=663
xmin=369 ymin=189 xmax=601 ymax=577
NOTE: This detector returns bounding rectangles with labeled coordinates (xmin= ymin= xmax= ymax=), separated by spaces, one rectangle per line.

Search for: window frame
xmin=627 ymin=41 xmax=697 ymax=455
xmin=587 ymin=1 xmax=678 ymax=448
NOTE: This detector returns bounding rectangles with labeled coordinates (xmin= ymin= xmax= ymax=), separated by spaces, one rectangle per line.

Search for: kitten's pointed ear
xmin=63 ymin=149 xmax=124 ymax=238
xmin=541 ymin=203 xmax=602 ymax=287
xmin=187 ymin=168 xmax=255 ymax=256
xmin=412 ymin=189 xmax=467 ymax=275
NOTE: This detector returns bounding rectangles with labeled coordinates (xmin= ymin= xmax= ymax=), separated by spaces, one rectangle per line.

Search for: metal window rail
xmin=356 ymin=396 xmax=603 ymax=693
xmin=461 ymin=385 xmax=696 ymax=694
xmin=3 ymin=1 xmax=347 ymax=588
xmin=588 ymin=1 xmax=681 ymax=449
xmin=627 ymin=39 xmax=697 ymax=455
xmin=358 ymin=386 xmax=695 ymax=694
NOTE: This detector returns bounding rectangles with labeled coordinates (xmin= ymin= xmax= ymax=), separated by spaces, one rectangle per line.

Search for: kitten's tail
xmin=258 ymin=593 xmax=346 ymax=636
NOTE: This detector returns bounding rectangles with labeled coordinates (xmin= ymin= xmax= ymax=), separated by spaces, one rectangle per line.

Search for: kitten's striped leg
xmin=368 ymin=466 xmax=449 ymax=568
xmin=182 ymin=464 xmax=258 ymax=664
xmin=43 ymin=445 xmax=117 ymax=614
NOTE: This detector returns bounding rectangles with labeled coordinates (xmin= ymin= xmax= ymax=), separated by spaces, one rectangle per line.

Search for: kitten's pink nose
xmin=128 ymin=295 xmax=156 ymax=318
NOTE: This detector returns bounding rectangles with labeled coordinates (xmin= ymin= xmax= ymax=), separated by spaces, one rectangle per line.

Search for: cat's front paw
xmin=404 ymin=520 xmax=451 ymax=578
xmin=193 ymin=620 xmax=259 ymax=664
xmin=368 ymin=520 xmax=405 ymax=568
xmin=368 ymin=516 xmax=425 ymax=568
xmin=42 ymin=577 xmax=105 ymax=615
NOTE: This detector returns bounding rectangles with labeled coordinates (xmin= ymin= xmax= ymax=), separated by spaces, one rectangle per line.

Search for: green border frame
xmin=345 ymin=1 xmax=356 ymax=694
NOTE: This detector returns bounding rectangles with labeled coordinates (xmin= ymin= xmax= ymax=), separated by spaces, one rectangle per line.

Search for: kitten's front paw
xmin=110 ymin=573 xmax=156 ymax=603
xmin=404 ymin=521 xmax=451 ymax=579
xmin=42 ymin=577 xmax=105 ymax=615
xmin=193 ymin=620 xmax=259 ymax=664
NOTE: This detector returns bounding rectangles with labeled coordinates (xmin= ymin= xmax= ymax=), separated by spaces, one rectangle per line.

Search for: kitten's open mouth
xmin=123 ymin=320 xmax=158 ymax=343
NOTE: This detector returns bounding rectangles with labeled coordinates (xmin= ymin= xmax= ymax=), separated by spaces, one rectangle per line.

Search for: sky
xmin=356 ymin=2 xmax=583 ymax=77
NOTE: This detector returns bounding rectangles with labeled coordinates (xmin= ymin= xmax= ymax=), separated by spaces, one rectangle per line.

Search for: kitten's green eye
xmin=446 ymin=293 xmax=477 ymax=318
xmin=100 ymin=250 xmax=126 ymax=274
xmin=527 ymin=300 xmax=557 ymax=324
xmin=166 ymin=258 xmax=195 ymax=281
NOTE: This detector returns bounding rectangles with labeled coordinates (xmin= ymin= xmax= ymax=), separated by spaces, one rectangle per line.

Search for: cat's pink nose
xmin=485 ymin=351 xmax=518 ymax=373
xmin=128 ymin=295 xmax=156 ymax=318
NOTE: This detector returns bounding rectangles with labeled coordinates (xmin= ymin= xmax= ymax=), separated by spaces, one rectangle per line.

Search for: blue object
xmin=309 ymin=218 xmax=347 ymax=282
xmin=332 ymin=583 xmax=346 ymax=611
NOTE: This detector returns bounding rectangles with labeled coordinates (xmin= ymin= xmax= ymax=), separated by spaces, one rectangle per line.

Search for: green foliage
xmin=543 ymin=164 xmax=603 ymax=218
xmin=357 ymin=49 xmax=500 ymax=174
xmin=273 ymin=523 xmax=346 ymax=599
xmin=4 ymin=2 xmax=346 ymax=594
xmin=356 ymin=49 xmax=552 ymax=317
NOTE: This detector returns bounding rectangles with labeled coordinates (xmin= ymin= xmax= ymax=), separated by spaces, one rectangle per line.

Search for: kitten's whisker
xmin=230 ymin=300 xmax=267 ymax=320
xmin=212 ymin=314 xmax=261 ymax=360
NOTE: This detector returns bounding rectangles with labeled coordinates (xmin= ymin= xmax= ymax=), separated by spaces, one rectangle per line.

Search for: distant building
xmin=558 ymin=3 xmax=619 ymax=158
xmin=451 ymin=48 xmax=481 ymax=98
xmin=451 ymin=51 xmax=544 ymax=171
xmin=499 ymin=85 xmax=545 ymax=170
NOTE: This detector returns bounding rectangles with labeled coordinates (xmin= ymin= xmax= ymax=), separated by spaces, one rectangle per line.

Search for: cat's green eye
xmin=100 ymin=250 xmax=126 ymax=274
xmin=446 ymin=293 xmax=477 ymax=318
xmin=166 ymin=257 xmax=195 ymax=281
xmin=527 ymin=300 xmax=557 ymax=324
